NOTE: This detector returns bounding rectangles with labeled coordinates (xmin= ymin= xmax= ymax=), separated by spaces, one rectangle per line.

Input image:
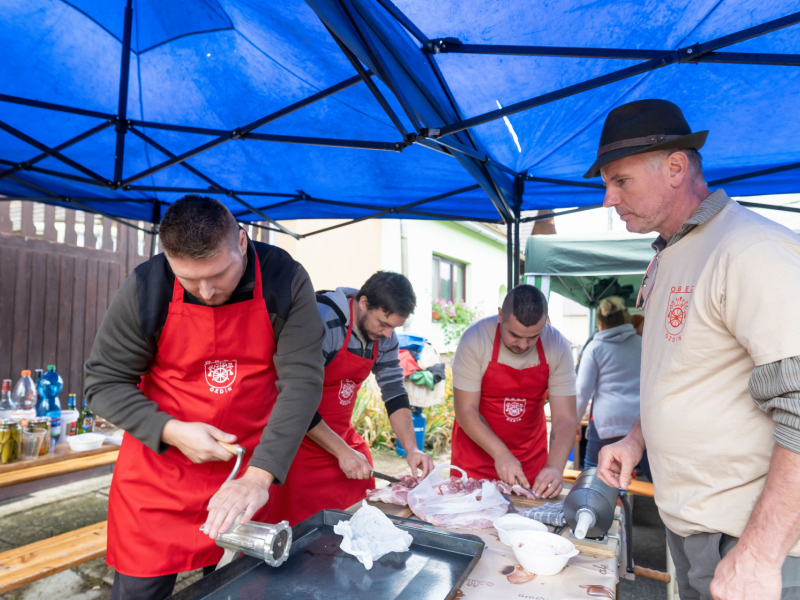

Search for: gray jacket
xmin=576 ymin=323 xmax=642 ymax=439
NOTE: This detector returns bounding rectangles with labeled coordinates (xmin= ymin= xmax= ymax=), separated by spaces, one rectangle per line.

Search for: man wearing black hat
xmin=593 ymin=100 xmax=800 ymax=600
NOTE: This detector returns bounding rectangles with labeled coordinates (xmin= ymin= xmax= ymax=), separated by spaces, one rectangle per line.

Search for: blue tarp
xmin=1 ymin=1 xmax=799 ymax=228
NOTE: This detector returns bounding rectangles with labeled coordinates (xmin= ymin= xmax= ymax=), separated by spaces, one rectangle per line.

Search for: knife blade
xmin=371 ymin=470 xmax=402 ymax=483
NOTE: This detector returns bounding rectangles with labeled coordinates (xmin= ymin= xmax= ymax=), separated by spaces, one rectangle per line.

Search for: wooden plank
xmin=43 ymin=205 xmax=57 ymax=242
xmin=42 ymin=253 xmax=61 ymax=367
xmin=0 ymin=247 xmax=17 ymax=379
xmin=0 ymin=450 xmax=119 ymax=489
xmin=26 ymin=252 xmax=47 ymax=371
xmin=64 ymin=209 xmax=76 ymax=245
xmin=0 ymin=227 xmax=123 ymax=261
xmin=0 ymin=444 xmax=117 ymax=475
xmin=95 ymin=261 xmax=109 ymax=334
xmin=562 ymin=469 xmax=653 ymax=498
xmin=56 ymin=256 xmax=74 ymax=396
xmin=10 ymin=250 xmax=32 ymax=381
xmin=82 ymin=260 xmax=99 ymax=373
xmin=0 ymin=521 xmax=107 ymax=594
xmin=68 ymin=259 xmax=87 ymax=401
xmin=0 ymin=203 xmax=11 ymax=234
xmin=20 ymin=202 xmax=35 ymax=238
xmin=83 ymin=213 xmax=96 ymax=250
xmin=102 ymin=217 xmax=113 ymax=252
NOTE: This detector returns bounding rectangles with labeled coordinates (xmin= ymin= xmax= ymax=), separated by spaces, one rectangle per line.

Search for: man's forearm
xmin=547 ymin=417 xmax=577 ymax=471
xmin=306 ymin=420 xmax=352 ymax=458
xmin=738 ymin=444 xmax=800 ymax=561
xmin=626 ymin=418 xmax=646 ymax=449
xmin=388 ymin=408 xmax=419 ymax=452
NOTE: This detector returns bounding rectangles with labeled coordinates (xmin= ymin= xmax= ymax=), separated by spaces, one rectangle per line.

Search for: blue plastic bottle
xmin=36 ymin=365 xmax=63 ymax=445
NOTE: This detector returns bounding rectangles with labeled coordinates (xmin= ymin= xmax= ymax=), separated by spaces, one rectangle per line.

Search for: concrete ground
xmin=0 ymin=450 xmax=670 ymax=600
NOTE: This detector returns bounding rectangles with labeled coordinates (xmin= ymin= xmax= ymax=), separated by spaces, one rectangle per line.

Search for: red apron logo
xmin=664 ymin=286 xmax=693 ymax=341
xmin=504 ymin=398 xmax=526 ymax=422
xmin=339 ymin=379 xmax=357 ymax=405
xmin=205 ymin=360 xmax=236 ymax=394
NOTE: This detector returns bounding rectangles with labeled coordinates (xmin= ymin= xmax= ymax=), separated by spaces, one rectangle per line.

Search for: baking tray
xmin=170 ymin=509 xmax=485 ymax=600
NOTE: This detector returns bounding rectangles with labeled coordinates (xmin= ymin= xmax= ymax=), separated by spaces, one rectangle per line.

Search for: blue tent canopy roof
xmin=1 ymin=0 xmax=800 ymax=233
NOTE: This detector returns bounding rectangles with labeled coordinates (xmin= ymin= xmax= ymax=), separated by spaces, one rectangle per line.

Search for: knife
xmin=371 ymin=470 xmax=402 ymax=483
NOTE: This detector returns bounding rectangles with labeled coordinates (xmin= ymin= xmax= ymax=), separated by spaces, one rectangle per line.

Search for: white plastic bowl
xmin=507 ymin=530 xmax=580 ymax=576
xmin=493 ymin=514 xmax=547 ymax=546
xmin=67 ymin=433 xmax=105 ymax=452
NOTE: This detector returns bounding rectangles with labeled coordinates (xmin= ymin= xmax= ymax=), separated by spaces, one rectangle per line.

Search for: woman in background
xmin=576 ymin=297 xmax=648 ymax=476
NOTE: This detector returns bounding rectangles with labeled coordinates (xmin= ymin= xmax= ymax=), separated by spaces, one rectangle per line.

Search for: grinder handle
xmin=218 ymin=441 xmax=243 ymax=455
xmin=218 ymin=442 xmax=245 ymax=481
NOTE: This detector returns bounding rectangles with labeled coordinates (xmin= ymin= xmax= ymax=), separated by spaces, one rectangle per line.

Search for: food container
xmin=507 ymin=530 xmax=580 ymax=576
xmin=21 ymin=429 xmax=46 ymax=460
xmin=67 ymin=433 xmax=105 ymax=452
xmin=10 ymin=409 xmax=36 ymax=427
xmin=58 ymin=410 xmax=80 ymax=443
xmin=26 ymin=417 xmax=51 ymax=456
xmin=493 ymin=514 xmax=548 ymax=546
xmin=0 ymin=419 xmax=22 ymax=464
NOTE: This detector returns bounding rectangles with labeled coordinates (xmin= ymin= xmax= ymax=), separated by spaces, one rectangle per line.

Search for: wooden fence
xmin=0 ymin=201 xmax=272 ymax=400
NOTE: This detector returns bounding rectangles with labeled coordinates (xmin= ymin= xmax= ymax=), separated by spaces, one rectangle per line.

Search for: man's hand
xmin=338 ymin=447 xmax=372 ymax=479
xmin=709 ymin=543 xmax=782 ymax=600
xmin=533 ymin=466 xmax=564 ymax=499
xmin=405 ymin=449 xmax=434 ymax=479
xmin=597 ymin=420 xmax=645 ymax=490
xmin=161 ymin=420 xmax=237 ymax=464
xmin=495 ymin=451 xmax=529 ymax=489
xmin=203 ymin=467 xmax=273 ymax=540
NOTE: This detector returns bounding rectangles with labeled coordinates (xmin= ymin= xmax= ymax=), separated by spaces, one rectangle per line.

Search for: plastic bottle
xmin=36 ymin=365 xmax=63 ymax=445
xmin=11 ymin=371 xmax=37 ymax=426
xmin=0 ymin=380 xmax=16 ymax=419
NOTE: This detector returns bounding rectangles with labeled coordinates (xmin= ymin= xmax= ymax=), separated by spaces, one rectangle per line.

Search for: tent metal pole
xmin=521 ymin=204 xmax=604 ymax=223
xmin=0 ymin=120 xmax=114 ymax=181
xmin=0 ymin=119 xmax=110 ymax=185
xmin=127 ymin=126 xmax=299 ymax=239
xmin=513 ymin=211 xmax=521 ymax=288
xmin=128 ymin=185 xmax=296 ymax=198
xmin=0 ymin=160 xmax=109 ymax=187
xmin=231 ymin=198 xmax=303 ymax=218
xmin=434 ymin=11 xmax=800 ymax=138
xmin=300 ymin=184 xmax=480 ymax=238
xmin=709 ymin=160 xmax=800 ymax=186
xmin=150 ymin=200 xmax=160 ymax=258
xmin=526 ymin=175 xmax=605 ymax=190
xmin=738 ymin=201 xmax=800 ymax=214
xmin=507 ymin=221 xmax=513 ymax=292
xmin=373 ymin=0 xmax=428 ymax=44
xmin=0 ymin=93 xmax=115 ymax=120
xmin=415 ymin=138 xmax=518 ymax=177
xmin=244 ymin=133 xmax=403 ymax=151
xmin=114 ymin=0 xmax=133 ymax=185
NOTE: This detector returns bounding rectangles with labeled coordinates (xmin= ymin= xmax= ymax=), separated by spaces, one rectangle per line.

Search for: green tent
xmin=524 ymin=233 xmax=656 ymax=309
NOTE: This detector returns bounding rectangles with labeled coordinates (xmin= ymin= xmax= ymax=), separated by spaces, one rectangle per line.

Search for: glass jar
xmin=27 ymin=417 xmax=51 ymax=456
xmin=0 ymin=419 xmax=22 ymax=464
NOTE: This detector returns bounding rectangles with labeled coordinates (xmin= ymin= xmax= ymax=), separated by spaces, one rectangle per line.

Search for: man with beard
xmin=85 ymin=195 xmax=324 ymax=600
xmin=451 ymin=285 xmax=578 ymax=498
xmin=265 ymin=272 xmax=434 ymax=525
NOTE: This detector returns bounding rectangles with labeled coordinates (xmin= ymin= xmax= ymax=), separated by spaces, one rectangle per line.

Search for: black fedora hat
xmin=584 ymin=99 xmax=708 ymax=179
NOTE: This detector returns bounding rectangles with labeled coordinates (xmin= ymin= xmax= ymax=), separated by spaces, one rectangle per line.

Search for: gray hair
xmin=643 ymin=149 xmax=705 ymax=182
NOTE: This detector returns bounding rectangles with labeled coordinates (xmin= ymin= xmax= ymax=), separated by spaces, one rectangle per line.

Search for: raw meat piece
xmin=365 ymin=475 xmax=421 ymax=506
xmin=366 ymin=474 xmax=535 ymax=507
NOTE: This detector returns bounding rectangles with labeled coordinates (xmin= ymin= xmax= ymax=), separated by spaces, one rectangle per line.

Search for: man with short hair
xmin=85 ymin=195 xmax=324 ymax=600
xmin=266 ymin=272 xmax=434 ymax=525
xmin=591 ymin=99 xmax=800 ymax=600
xmin=451 ymin=285 xmax=578 ymax=498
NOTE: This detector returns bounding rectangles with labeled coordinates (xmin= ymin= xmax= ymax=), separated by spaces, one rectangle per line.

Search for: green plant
xmin=423 ymin=365 xmax=454 ymax=456
xmin=432 ymin=299 xmax=482 ymax=346
xmin=352 ymin=374 xmax=396 ymax=451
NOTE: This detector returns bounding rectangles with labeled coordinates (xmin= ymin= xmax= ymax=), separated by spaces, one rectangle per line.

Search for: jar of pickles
xmin=0 ymin=419 xmax=22 ymax=464
xmin=26 ymin=417 xmax=51 ymax=456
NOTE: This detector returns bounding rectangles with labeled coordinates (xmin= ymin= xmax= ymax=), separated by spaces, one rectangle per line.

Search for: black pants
xmin=110 ymin=565 xmax=216 ymax=600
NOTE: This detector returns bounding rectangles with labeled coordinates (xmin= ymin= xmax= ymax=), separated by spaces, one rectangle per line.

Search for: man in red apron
xmin=266 ymin=272 xmax=434 ymax=525
xmin=451 ymin=285 xmax=578 ymax=498
xmin=84 ymin=196 xmax=325 ymax=600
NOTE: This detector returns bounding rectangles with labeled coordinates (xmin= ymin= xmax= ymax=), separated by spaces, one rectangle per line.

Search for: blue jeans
xmin=584 ymin=421 xmax=652 ymax=482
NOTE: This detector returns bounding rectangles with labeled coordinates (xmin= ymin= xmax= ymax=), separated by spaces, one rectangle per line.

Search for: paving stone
xmin=12 ymin=569 xmax=103 ymax=600
xmin=0 ymin=494 xmax=108 ymax=547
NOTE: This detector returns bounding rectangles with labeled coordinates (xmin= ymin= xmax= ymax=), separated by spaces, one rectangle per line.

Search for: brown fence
xmin=0 ymin=201 xmax=272 ymax=400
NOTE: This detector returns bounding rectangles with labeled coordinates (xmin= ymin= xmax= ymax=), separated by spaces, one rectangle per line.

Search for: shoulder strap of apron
xmin=535 ymin=337 xmax=547 ymax=366
xmin=491 ymin=321 xmax=502 ymax=363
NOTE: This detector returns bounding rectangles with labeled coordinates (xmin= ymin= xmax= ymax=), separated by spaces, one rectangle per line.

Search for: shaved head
xmin=501 ymin=285 xmax=548 ymax=327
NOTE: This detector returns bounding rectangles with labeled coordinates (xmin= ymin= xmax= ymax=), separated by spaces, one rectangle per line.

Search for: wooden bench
xmin=0 ymin=444 xmax=119 ymax=490
xmin=0 ymin=521 xmax=108 ymax=594
xmin=563 ymin=468 xmax=655 ymax=498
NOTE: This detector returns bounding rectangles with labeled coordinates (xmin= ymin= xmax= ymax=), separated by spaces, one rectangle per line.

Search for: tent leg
xmin=114 ymin=0 xmax=133 ymax=185
xmin=513 ymin=211 xmax=521 ymax=288
xmin=507 ymin=221 xmax=513 ymax=291
xmin=150 ymin=200 xmax=160 ymax=258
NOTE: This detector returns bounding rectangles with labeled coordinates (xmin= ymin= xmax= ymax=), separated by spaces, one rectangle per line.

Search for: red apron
xmin=107 ymin=257 xmax=279 ymax=577
xmin=265 ymin=299 xmax=377 ymax=526
xmin=452 ymin=323 xmax=550 ymax=482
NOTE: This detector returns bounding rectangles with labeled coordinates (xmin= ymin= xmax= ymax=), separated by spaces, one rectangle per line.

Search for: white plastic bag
xmin=407 ymin=464 xmax=509 ymax=529
xmin=333 ymin=501 xmax=413 ymax=570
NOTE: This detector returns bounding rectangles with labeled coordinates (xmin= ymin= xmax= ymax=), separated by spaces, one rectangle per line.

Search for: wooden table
xmin=0 ymin=443 xmax=119 ymax=489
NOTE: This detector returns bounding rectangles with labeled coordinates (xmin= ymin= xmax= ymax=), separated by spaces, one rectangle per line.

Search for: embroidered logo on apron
xmin=664 ymin=285 xmax=694 ymax=342
xmin=504 ymin=398 xmax=526 ymax=422
xmin=205 ymin=359 xmax=237 ymax=393
xmin=339 ymin=379 xmax=357 ymax=405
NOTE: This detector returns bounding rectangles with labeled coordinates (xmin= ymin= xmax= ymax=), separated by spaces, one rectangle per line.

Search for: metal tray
xmin=170 ymin=509 xmax=485 ymax=600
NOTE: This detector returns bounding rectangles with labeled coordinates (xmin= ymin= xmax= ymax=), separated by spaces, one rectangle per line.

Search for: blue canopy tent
xmin=2 ymin=0 xmax=800 ymax=290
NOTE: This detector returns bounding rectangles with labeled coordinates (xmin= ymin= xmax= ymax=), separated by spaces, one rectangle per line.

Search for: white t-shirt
xmin=452 ymin=315 xmax=577 ymax=396
xmin=640 ymin=195 xmax=800 ymax=555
